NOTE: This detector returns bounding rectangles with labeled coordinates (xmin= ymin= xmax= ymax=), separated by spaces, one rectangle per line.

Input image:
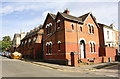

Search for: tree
xmin=0 ymin=36 xmax=12 ymax=51
xmin=2 ymin=36 xmax=11 ymax=41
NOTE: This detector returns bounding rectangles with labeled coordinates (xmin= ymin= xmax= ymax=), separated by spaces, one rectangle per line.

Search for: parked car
xmin=2 ymin=51 xmax=6 ymax=56
xmin=0 ymin=51 xmax=2 ymax=56
xmin=7 ymin=52 xmax=12 ymax=58
xmin=11 ymin=51 xmax=22 ymax=59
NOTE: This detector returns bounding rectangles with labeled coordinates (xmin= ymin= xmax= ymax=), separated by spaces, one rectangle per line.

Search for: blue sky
xmin=0 ymin=1 xmax=118 ymax=40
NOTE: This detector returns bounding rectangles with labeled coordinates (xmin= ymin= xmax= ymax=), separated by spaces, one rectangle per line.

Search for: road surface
xmin=1 ymin=56 xmax=119 ymax=77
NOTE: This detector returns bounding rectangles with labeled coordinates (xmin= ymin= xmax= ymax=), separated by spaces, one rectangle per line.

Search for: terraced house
xmin=11 ymin=32 xmax=26 ymax=52
xmin=98 ymin=23 xmax=118 ymax=62
xmin=43 ymin=9 xmax=102 ymax=65
xmin=18 ymin=25 xmax=43 ymax=60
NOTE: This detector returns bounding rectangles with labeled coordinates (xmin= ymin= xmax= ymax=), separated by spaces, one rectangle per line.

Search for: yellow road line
xmin=23 ymin=61 xmax=95 ymax=72
xmin=21 ymin=60 xmax=118 ymax=73
xmin=100 ymin=64 xmax=118 ymax=69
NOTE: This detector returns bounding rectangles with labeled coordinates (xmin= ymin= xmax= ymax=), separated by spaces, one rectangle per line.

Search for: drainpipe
xmin=76 ymin=22 xmax=80 ymax=62
xmin=34 ymin=46 xmax=36 ymax=60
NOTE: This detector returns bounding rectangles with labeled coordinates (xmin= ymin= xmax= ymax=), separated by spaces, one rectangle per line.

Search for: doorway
xmin=80 ymin=40 xmax=86 ymax=58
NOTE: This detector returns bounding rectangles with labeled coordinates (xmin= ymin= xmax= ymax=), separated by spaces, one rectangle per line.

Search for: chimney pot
xmin=63 ymin=9 xmax=70 ymax=15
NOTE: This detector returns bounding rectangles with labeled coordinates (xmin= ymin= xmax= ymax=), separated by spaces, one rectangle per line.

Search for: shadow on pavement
xmin=93 ymin=63 xmax=118 ymax=69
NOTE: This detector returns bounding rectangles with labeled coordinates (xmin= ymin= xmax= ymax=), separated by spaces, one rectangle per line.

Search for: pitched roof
xmin=98 ymin=23 xmax=114 ymax=29
xmin=22 ymin=25 xmax=43 ymax=40
xmin=59 ymin=12 xmax=83 ymax=23
xmin=49 ymin=13 xmax=56 ymax=19
xmin=43 ymin=11 xmax=98 ymax=28
xmin=78 ymin=12 xmax=90 ymax=22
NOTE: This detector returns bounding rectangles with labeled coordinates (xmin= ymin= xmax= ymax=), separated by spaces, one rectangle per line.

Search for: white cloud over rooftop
xmin=1 ymin=1 xmax=118 ymax=40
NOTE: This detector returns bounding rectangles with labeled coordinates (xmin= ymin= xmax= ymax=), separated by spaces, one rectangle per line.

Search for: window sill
xmin=89 ymin=52 xmax=96 ymax=53
xmin=72 ymin=30 xmax=75 ymax=31
xmin=58 ymin=50 xmax=61 ymax=52
xmin=57 ymin=27 xmax=60 ymax=29
xmin=88 ymin=32 xmax=94 ymax=34
xmin=46 ymin=53 xmax=52 ymax=55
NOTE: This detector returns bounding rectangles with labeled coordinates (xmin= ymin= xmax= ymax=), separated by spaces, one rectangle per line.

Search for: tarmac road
xmin=1 ymin=56 xmax=119 ymax=78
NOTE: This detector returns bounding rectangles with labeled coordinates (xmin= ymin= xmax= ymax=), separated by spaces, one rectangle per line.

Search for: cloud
xmin=1 ymin=2 xmax=118 ymax=40
xmin=0 ymin=4 xmax=43 ymax=15
xmin=1 ymin=0 xmax=120 ymax=2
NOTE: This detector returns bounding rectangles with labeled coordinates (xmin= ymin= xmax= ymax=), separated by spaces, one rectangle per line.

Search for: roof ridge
xmin=78 ymin=12 xmax=91 ymax=18
xmin=59 ymin=12 xmax=83 ymax=23
xmin=49 ymin=13 xmax=56 ymax=19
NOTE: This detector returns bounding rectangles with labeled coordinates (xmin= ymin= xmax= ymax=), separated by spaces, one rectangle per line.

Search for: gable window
xmin=49 ymin=23 xmax=52 ymax=33
xmin=46 ymin=28 xmax=48 ymax=34
xmin=57 ymin=20 xmax=60 ymax=29
xmin=49 ymin=27 xmax=51 ymax=33
xmin=46 ymin=24 xmax=49 ymax=34
xmin=91 ymin=25 xmax=94 ymax=34
xmin=88 ymin=24 xmax=94 ymax=34
xmin=88 ymin=24 xmax=91 ymax=33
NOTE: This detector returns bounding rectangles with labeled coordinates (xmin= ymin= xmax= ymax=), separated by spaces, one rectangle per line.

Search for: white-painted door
xmin=81 ymin=43 xmax=85 ymax=58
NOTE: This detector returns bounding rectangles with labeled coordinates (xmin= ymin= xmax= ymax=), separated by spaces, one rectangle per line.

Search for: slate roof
xmin=48 ymin=12 xmax=91 ymax=23
xmin=98 ymin=23 xmax=113 ymax=29
xmin=22 ymin=25 xmax=43 ymax=40
xmin=59 ymin=12 xmax=83 ymax=23
xmin=43 ymin=11 xmax=99 ymax=28
xmin=49 ymin=13 xmax=56 ymax=19
xmin=78 ymin=12 xmax=90 ymax=22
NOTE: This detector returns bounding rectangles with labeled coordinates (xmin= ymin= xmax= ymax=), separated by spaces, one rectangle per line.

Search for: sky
xmin=0 ymin=0 xmax=119 ymax=40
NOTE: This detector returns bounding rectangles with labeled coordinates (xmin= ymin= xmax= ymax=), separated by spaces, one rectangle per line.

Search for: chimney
xmin=63 ymin=8 xmax=70 ymax=15
xmin=110 ymin=23 xmax=115 ymax=28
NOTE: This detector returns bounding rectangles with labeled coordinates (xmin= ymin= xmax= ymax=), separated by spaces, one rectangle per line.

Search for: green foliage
xmin=0 ymin=36 xmax=12 ymax=51
xmin=2 ymin=36 xmax=11 ymax=41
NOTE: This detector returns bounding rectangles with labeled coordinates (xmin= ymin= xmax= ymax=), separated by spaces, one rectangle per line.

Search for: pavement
xmin=21 ymin=58 xmax=119 ymax=72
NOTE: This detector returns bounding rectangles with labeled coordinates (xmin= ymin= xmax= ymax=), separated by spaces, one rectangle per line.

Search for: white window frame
xmin=57 ymin=20 xmax=61 ymax=23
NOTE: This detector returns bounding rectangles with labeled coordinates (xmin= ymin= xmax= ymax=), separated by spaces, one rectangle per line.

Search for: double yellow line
xmin=21 ymin=60 xmax=119 ymax=72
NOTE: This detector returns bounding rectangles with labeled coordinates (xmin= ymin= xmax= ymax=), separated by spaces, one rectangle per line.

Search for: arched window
xmin=49 ymin=41 xmax=52 ymax=54
xmin=49 ymin=27 xmax=51 ymax=33
xmin=90 ymin=42 xmax=93 ymax=53
xmin=71 ymin=24 xmax=74 ymax=30
xmin=49 ymin=23 xmax=52 ymax=33
xmin=57 ymin=20 xmax=60 ymax=29
xmin=58 ymin=41 xmax=61 ymax=51
xmin=47 ymin=45 xmax=49 ymax=53
xmin=80 ymin=26 xmax=82 ymax=32
xmin=58 ymin=43 xmax=60 ymax=50
xmin=91 ymin=25 xmax=94 ymax=34
xmin=93 ymin=43 xmax=95 ymax=52
xmin=49 ymin=43 xmax=52 ymax=53
xmin=46 ymin=24 xmax=49 ymax=34
xmin=89 ymin=24 xmax=91 ymax=33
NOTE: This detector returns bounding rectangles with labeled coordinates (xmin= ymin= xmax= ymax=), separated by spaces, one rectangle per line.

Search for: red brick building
xmin=98 ymin=23 xmax=118 ymax=62
xmin=43 ymin=9 xmax=101 ymax=65
xmin=18 ymin=25 xmax=43 ymax=60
